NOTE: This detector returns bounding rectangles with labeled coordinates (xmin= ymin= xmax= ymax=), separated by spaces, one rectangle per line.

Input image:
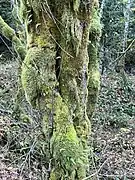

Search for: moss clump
xmin=51 ymin=123 xmax=87 ymax=179
xmin=21 ymin=46 xmax=56 ymax=107
xmin=21 ymin=48 xmax=40 ymax=107
xmin=90 ymin=8 xmax=102 ymax=37
xmin=49 ymin=95 xmax=88 ymax=179
xmin=87 ymin=70 xmax=100 ymax=118
xmin=0 ymin=23 xmax=14 ymax=39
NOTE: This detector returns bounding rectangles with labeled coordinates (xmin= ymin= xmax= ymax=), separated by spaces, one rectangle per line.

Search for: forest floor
xmin=0 ymin=57 xmax=135 ymax=180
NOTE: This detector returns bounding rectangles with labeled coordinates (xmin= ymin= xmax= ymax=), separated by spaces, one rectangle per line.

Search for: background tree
xmin=100 ymin=0 xmax=135 ymax=74
xmin=0 ymin=0 xmax=13 ymax=55
xmin=0 ymin=0 xmax=12 ymax=25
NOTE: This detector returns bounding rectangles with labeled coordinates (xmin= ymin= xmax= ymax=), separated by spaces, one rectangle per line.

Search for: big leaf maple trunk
xmin=19 ymin=0 xmax=101 ymax=179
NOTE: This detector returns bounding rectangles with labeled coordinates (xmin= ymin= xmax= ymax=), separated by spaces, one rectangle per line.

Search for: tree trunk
xmin=118 ymin=0 xmax=131 ymax=73
xmin=21 ymin=0 xmax=101 ymax=179
xmin=117 ymin=0 xmax=131 ymax=88
xmin=0 ymin=0 xmax=101 ymax=179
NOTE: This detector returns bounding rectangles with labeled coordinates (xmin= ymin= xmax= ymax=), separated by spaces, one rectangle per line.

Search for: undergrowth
xmin=0 ymin=56 xmax=135 ymax=179
xmin=93 ymin=72 xmax=135 ymax=128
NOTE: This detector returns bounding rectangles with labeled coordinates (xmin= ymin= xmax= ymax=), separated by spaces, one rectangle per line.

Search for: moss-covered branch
xmin=0 ymin=16 xmax=26 ymax=60
xmin=0 ymin=16 xmax=26 ymax=121
xmin=87 ymin=7 xmax=102 ymax=120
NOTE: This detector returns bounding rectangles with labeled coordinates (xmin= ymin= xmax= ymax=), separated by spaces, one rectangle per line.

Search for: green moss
xmin=73 ymin=0 xmax=80 ymax=12
xmin=90 ymin=8 xmax=102 ymax=37
xmin=0 ymin=16 xmax=26 ymax=60
xmin=21 ymin=46 xmax=56 ymax=107
xmin=66 ymin=125 xmax=79 ymax=142
xmin=50 ymin=171 xmax=56 ymax=180
xmin=35 ymin=35 xmax=47 ymax=47
xmin=1 ymin=26 xmax=14 ymax=40
xmin=51 ymin=126 xmax=87 ymax=179
xmin=89 ymin=70 xmax=100 ymax=88
xmin=19 ymin=0 xmax=29 ymax=21
xmin=19 ymin=1 xmax=101 ymax=179
xmin=13 ymin=36 xmax=26 ymax=59
xmin=0 ymin=16 xmax=13 ymax=38
xmin=87 ymin=6 xmax=101 ymax=120
xmin=48 ymin=95 xmax=88 ymax=179
xmin=21 ymin=48 xmax=39 ymax=107
xmin=87 ymin=72 xmax=100 ymax=119
xmin=87 ymin=58 xmax=100 ymax=119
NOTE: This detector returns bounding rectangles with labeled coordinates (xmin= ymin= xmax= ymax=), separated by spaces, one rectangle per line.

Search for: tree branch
xmin=110 ymin=39 xmax=135 ymax=66
xmin=0 ymin=16 xmax=26 ymax=60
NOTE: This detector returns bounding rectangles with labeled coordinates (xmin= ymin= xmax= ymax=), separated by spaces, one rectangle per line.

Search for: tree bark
xmin=0 ymin=0 xmax=101 ymax=179
xmin=117 ymin=0 xmax=131 ymax=72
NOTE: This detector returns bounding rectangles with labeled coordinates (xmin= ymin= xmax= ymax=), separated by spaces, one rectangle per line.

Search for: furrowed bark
xmin=19 ymin=0 xmax=101 ymax=179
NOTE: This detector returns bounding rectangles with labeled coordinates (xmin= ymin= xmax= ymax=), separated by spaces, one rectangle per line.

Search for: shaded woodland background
xmin=0 ymin=0 xmax=135 ymax=179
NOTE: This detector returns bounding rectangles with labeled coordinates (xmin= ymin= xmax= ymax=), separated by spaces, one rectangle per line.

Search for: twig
xmin=83 ymin=157 xmax=112 ymax=180
xmin=98 ymin=174 xmax=135 ymax=178
xmin=19 ymin=138 xmax=37 ymax=175
xmin=0 ymin=108 xmax=12 ymax=114
xmin=110 ymin=39 xmax=135 ymax=65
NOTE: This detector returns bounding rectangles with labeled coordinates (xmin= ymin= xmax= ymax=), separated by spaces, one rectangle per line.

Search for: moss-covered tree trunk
xmin=0 ymin=0 xmax=101 ymax=179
